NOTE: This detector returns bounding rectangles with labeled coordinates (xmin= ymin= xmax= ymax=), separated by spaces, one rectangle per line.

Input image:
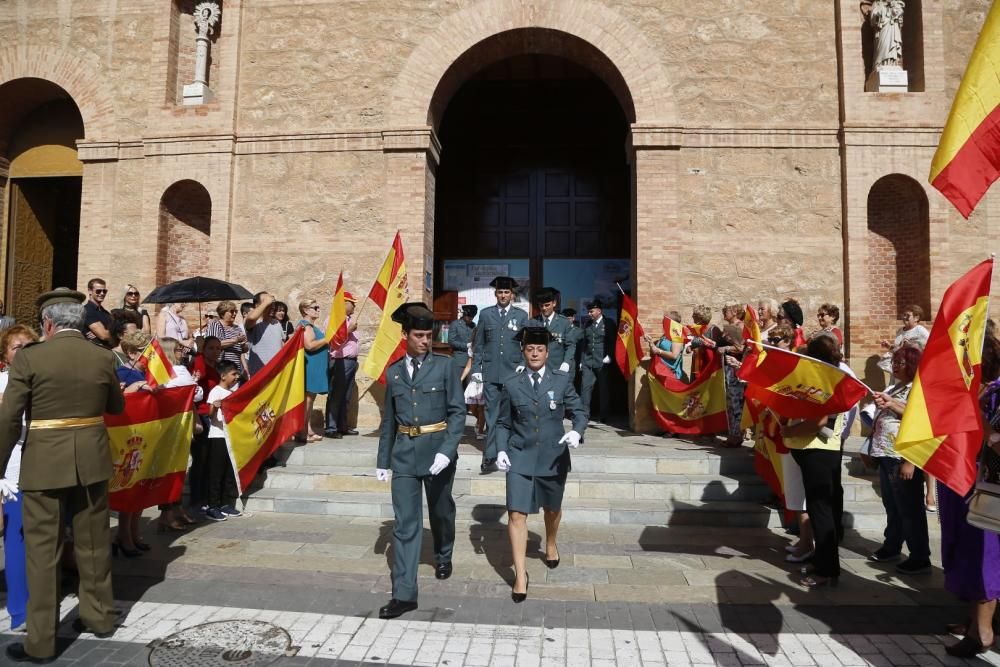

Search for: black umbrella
xmin=143 ymin=276 xmax=254 ymax=304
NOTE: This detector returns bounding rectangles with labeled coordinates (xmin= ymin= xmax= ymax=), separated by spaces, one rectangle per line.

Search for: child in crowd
xmin=205 ymin=361 xmax=242 ymax=521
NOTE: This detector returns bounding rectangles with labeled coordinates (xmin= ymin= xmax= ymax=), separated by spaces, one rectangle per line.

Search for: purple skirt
xmin=939 ymin=481 xmax=1000 ymax=601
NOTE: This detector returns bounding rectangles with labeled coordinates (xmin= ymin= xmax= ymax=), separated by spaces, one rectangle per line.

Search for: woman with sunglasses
xmin=297 ymin=299 xmax=330 ymax=442
xmin=121 ymin=285 xmax=152 ymax=334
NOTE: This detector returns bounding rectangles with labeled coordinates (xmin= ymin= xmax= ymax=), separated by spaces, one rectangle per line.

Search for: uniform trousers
xmin=326 ymin=357 xmax=358 ymax=432
xmin=22 ymin=481 xmax=116 ymax=658
xmin=390 ymin=464 xmax=456 ymax=602
xmin=579 ymin=364 xmax=609 ymax=422
xmin=483 ymin=381 xmax=503 ymax=458
xmin=790 ymin=448 xmax=843 ymax=579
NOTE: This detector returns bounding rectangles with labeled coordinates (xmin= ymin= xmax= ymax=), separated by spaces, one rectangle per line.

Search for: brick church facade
xmin=0 ymin=0 xmax=994 ymax=430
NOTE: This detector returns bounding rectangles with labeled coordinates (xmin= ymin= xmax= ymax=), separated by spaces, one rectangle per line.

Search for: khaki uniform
xmin=0 ymin=329 xmax=125 ymax=658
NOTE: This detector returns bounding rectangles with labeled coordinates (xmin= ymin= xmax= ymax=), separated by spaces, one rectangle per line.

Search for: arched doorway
xmin=157 ymin=180 xmax=212 ymax=285
xmin=0 ymin=78 xmax=84 ymax=324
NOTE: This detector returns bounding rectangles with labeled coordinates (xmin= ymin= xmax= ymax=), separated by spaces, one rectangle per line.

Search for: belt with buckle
xmin=29 ymin=416 xmax=105 ymax=430
xmin=397 ymin=421 xmax=448 ymax=437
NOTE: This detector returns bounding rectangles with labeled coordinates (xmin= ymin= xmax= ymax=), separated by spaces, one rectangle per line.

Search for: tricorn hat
xmin=391 ymin=302 xmax=434 ymax=330
xmin=561 ymin=308 xmax=577 ymax=318
xmin=36 ymin=287 xmax=86 ymax=310
xmin=532 ymin=287 xmax=558 ymax=304
xmin=489 ymin=276 xmax=518 ymax=290
xmin=586 ymin=297 xmax=605 ymax=310
xmin=514 ymin=326 xmax=553 ymax=346
xmin=461 ymin=304 xmax=478 ymax=317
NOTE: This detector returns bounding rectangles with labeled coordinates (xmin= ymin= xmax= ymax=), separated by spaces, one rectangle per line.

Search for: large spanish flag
xmin=930 ymin=3 xmax=1000 ymax=218
xmin=648 ymin=350 xmax=728 ymax=435
xmin=105 ymin=385 xmax=196 ymax=513
xmin=896 ymin=258 xmax=994 ymax=494
xmin=221 ymin=328 xmax=306 ymax=494
xmin=139 ymin=338 xmax=176 ymax=388
xmin=361 ymin=232 xmax=408 ymax=383
xmin=616 ymin=294 xmax=645 ymax=376
xmin=326 ymin=271 xmax=348 ymax=345
xmin=753 ymin=409 xmax=795 ymax=525
xmin=742 ymin=344 xmax=868 ymax=420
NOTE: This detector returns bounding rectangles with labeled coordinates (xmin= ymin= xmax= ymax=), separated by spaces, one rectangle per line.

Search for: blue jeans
xmin=876 ymin=456 xmax=930 ymax=562
xmin=3 ymin=492 xmax=28 ymax=628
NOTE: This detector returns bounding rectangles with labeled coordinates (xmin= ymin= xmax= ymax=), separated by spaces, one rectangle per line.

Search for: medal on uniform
xmin=548 ymin=390 xmax=556 ymax=410
xmin=508 ymin=319 xmax=518 ymax=331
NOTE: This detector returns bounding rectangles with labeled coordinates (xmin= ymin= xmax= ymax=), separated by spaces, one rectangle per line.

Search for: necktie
xmin=499 ymin=309 xmax=507 ymax=319
xmin=411 ymin=357 xmax=420 ymax=380
xmin=531 ymin=371 xmax=541 ymax=393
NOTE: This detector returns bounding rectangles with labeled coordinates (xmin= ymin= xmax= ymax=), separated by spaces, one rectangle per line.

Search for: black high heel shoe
xmin=134 ymin=541 xmax=151 ymax=552
xmin=112 ymin=540 xmax=142 ymax=559
xmin=544 ymin=550 xmax=560 ymax=569
xmin=512 ymin=573 xmax=529 ymax=603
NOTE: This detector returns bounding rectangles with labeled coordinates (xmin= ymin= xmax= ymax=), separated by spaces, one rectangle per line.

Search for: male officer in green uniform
xmin=375 ymin=302 xmax=465 ymax=620
xmin=0 ymin=288 xmax=125 ymax=663
xmin=527 ymin=287 xmax=576 ymax=375
xmin=448 ymin=304 xmax=477 ymax=380
xmin=471 ymin=276 xmax=528 ymax=472
xmin=579 ymin=298 xmax=617 ymax=424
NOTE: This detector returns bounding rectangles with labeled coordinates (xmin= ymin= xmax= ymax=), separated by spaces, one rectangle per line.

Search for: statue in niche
xmin=194 ymin=2 xmax=221 ymax=41
xmin=183 ymin=1 xmax=221 ymax=104
xmin=861 ymin=0 xmax=905 ymax=70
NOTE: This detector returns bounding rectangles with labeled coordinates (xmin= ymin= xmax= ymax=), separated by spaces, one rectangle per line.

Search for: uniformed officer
xmin=494 ymin=327 xmax=587 ymax=603
xmin=375 ymin=302 xmax=465 ymax=620
xmin=561 ymin=308 xmax=584 ymax=380
xmin=471 ymin=276 xmax=528 ymax=472
xmin=527 ymin=287 xmax=577 ymax=375
xmin=579 ymin=298 xmax=617 ymax=424
xmin=448 ymin=304 xmax=477 ymax=380
xmin=0 ymin=288 xmax=125 ymax=663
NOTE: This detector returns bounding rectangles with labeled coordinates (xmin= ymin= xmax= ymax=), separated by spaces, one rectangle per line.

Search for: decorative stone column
xmin=183 ymin=1 xmax=221 ymax=105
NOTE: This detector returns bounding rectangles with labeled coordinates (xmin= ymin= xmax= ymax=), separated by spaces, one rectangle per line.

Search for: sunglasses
xmin=309 ymin=305 xmax=321 ymax=311
xmin=94 ymin=289 xmax=108 ymax=295
xmin=767 ymin=338 xmax=784 ymax=344
xmin=126 ymin=291 xmax=140 ymax=297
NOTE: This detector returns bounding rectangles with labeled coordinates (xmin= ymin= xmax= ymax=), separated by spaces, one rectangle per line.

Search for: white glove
xmin=515 ymin=365 xmax=525 ymax=373
xmin=429 ymin=453 xmax=451 ymax=475
xmin=602 ymin=355 xmax=610 ymax=364
xmin=496 ymin=451 xmax=511 ymax=471
xmin=471 ymin=373 xmax=483 ymax=383
xmin=375 ymin=468 xmax=390 ymax=482
xmin=559 ymin=430 xmax=582 ymax=449
xmin=559 ymin=362 xmax=570 ymax=372
xmin=0 ymin=478 xmax=19 ymax=501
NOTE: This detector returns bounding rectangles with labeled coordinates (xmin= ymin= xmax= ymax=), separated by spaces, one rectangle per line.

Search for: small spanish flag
xmin=222 ymin=328 xmax=306 ymax=494
xmin=361 ymin=232 xmax=408 ymax=383
xmin=742 ymin=344 xmax=868 ymax=420
xmin=327 ymin=271 xmax=348 ymax=345
xmin=738 ymin=304 xmax=767 ymax=382
xmin=105 ymin=385 xmax=196 ymax=512
xmin=648 ymin=349 xmax=728 ymax=435
xmin=615 ymin=294 xmax=645 ymax=377
xmin=896 ymin=258 xmax=994 ymax=495
xmin=139 ymin=338 xmax=176 ymax=388
xmin=662 ymin=315 xmax=689 ymax=346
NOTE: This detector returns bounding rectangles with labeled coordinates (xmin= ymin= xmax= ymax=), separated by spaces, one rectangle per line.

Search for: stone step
xmin=242 ymin=487 xmax=904 ymax=531
xmin=257 ymin=465 xmax=884 ymax=503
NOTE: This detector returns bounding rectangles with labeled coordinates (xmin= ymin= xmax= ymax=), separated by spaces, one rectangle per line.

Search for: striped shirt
xmin=206 ymin=320 xmax=246 ymax=373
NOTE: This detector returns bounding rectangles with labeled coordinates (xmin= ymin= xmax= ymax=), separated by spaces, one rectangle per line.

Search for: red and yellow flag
xmin=896 ymin=258 xmax=994 ymax=495
xmin=648 ymin=350 xmax=728 ymax=435
xmin=327 ymin=271 xmax=348 ymax=345
xmin=139 ymin=338 xmax=176 ymax=388
xmin=752 ymin=409 xmax=797 ymax=525
xmin=616 ymin=294 xmax=645 ymax=376
xmin=105 ymin=385 xmax=196 ymax=512
xmin=361 ymin=232 xmax=408 ymax=383
xmin=222 ymin=328 xmax=306 ymax=494
xmin=742 ymin=344 xmax=868 ymax=420
xmin=930 ymin=3 xmax=1000 ymax=218
xmin=662 ymin=316 xmax=689 ymax=346
xmin=738 ymin=304 xmax=767 ymax=381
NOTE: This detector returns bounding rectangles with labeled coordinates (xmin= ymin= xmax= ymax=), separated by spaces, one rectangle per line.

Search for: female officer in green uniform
xmin=494 ymin=327 xmax=587 ymax=602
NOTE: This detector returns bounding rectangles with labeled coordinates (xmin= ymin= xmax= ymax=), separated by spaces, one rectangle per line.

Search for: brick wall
xmin=156 ymin=179 xmax=211 ymax=285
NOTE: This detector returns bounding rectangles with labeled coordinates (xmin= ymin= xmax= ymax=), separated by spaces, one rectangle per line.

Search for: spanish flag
xmin=327 ymin=271 xmax=348 ymax=345
xmin=662 ymin=315 xmax=689 ymax=346
xmin=753 ymin=409 xmax=796 ymax=525
xmin=896 ymin=258 xmax=994 ymax=495
xmin=615 ymin=293 xmax=645 ymax=376
xmin=361 ymin=232 xmax=408 ymax=383
xmin=930 ymin=3 xmax=1000 ymax=218
xmin=648 ymin=350 xmax=728 ymax=435
xmin=221 ymin=328 xmax=306 ymax=494
xmin=742 ymin=344 xmax=868 ymax=420
xmin=738 ymin=304 xmax=767 ymax=381
xmin=139 ymin=338 xmax=176 ymax=387
xmin=105 ymin=385 xmax=196 ymax=513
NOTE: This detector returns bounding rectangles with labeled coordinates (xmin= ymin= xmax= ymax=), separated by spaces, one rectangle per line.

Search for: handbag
xmin=965 ymin=380 xmax=1000 ymax=533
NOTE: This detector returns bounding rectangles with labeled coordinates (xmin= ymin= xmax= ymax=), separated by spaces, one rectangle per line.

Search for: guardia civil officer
xmin=0 ymin=288 xmax=125 ymax=663
xmin=527 ymin=287 xmax=577 ymax=375
xmin=579 ymin=298 xmax=617 ymax=424
xmin=375 ymin=303 xmax=465 ymax=620
xmin=448 ymin=304 xmax=477 ymax=380
xmin=471 ymin=277 xmax=528 ymax=472
xmin=494 ymin=327 xmax=587 ymax=602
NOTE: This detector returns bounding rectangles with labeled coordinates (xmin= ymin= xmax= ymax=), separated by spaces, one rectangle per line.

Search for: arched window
xmin=157 ymin=180 xmax=211 ymax=284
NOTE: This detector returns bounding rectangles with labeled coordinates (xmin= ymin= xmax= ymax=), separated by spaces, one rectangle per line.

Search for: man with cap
xmin=494 ymin=326 xmax=587 ymax=602
xmin=0 ymin=288 xmax=125 ymax=663
xmin=375 ymin=302 xmax=465 ymax=620
xmin=579 ymin=298 xmax=617 ymax=424
xmin=528 ymin=288 xmax=577 ymax=376
xmin=471 ymin=276 xmax=528 ymax=472
xmin=325 ymin=290 xmax=360 ymax=438
xmin=448 ymin=304 xmax=477 ymax=380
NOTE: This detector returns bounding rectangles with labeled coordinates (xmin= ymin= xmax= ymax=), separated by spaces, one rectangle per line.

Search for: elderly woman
xmin=758 ymin=298 xmax=780 ymax=337
xmin=779 ymin=299 xmax=807 ymax=348
xmin=157 ymin=303 xmax=194 ymax=351
xmin=688 ymin=305 xmax=720 ymax=381
xmin=207 ymin=301 xmax=248 ymax=376
xmin=718 ymin=303 xmax=746 ymax=447
xmin=156 ymin=337 xmax=203 ymax=532
xmin=812 ymin=303 xmax=844 ymax=349
xmin=114 ymin=331 xmax=154 ymax=556
xmin=297 ymin=299 xmax=330 ymax=442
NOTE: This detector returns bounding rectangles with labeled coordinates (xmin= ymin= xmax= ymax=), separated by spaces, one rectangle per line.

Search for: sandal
xmin=308 ymin=434 xmax=323 ymax=442
xmin=800 ymin=574 xmax=837 ymax=588
xmin=945 ymin=636 xmax=994 ymax=657
xmin=157 ymin=519 xmax=189 ymax=533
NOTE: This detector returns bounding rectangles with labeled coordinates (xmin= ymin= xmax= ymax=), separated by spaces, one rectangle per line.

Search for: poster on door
xmin=441 ymin=259 xmax=530 ymax=324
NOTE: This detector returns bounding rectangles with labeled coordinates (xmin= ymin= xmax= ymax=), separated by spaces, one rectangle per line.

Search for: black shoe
xmin=379 ymin=598 xmax=418 ymax=619
xmin=340 ymin=429 xmax=359 ymax=436
xmin=481 ymin=458 xmax=496 ymax=474
xmin=896 ymin=558 xmax=932 ymax=575
xmin=868 ymin=548 xmax=902 ymax=563
xmin=111 ymin=540 xmax=142 ymax=559
xmin=435 ymin=562 xmax=453 ymax=580
xmin=72 ymin=618 xmax=113 ymax=639
xmin=544 ymin=557 xmax=560 ymax=570
xmin=326 ymin=431 xmax=343 ymax=439
xmin=512 ymin=572 xmax=529 ymax=603
xmin=5 ymin=644 xmax=54 ymax=664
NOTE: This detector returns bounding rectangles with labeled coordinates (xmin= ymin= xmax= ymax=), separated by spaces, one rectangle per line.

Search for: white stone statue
xmin=184 ymin=1 xmax=221 ymax=104
xmin=861 ymin=0 xmax=905 ymax=70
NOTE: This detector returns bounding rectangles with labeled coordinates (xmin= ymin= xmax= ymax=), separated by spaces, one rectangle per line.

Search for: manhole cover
xmin=147 ymin=619 xmax=298 ymax=666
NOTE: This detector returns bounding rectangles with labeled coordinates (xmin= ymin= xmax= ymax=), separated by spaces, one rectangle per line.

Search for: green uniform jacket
xmin=0 ymin=329 xmax=125 ymax=491
xmin=581 ymin=317 xmax=616 ymax=369
xmin=472 ymin=305 xmax=529 ymax=383
xmin=377 ymin=352 xmax=465 ymax=476
xmin=448 ymin=318 xmax=474 ymax=374
xmin=528 ymin=313 xmax=578 ymax=369
xmin=494 ymin=366 xmax=588 ymax=477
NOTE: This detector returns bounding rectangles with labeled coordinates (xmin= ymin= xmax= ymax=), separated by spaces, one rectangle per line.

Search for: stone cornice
xmin=841 ymin=126 xmax=944 ymax=147
xmin=630 ymin=125 xmax=841 ymax=149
